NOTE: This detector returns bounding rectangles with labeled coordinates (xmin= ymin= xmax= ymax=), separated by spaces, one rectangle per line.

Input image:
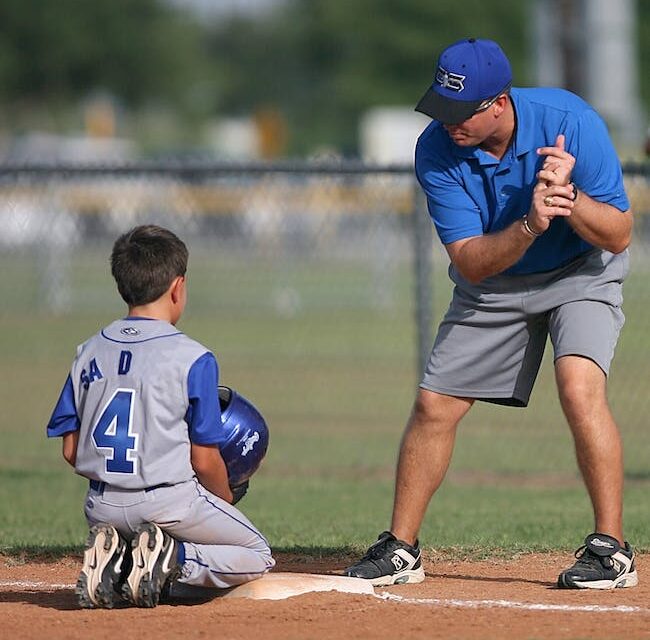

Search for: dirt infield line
xmin=4 ymin=579 xmax=650 ymax=616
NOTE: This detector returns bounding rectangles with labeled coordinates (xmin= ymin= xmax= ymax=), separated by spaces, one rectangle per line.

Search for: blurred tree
xmin=0 ymin=0 xmax=645 ymax=157
xmin=0 ymin=0 xmax=213 ymax=133
xmin=208 ymin=0 xmax=529 ymax=155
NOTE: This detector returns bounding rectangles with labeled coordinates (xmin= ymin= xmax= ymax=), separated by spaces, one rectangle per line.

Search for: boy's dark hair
xmin=111 ymin=225 xmax=188 ymax=306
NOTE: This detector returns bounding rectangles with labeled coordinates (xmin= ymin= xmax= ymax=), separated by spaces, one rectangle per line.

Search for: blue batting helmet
xmin=218 ymin=386 xmax=269 ymax=487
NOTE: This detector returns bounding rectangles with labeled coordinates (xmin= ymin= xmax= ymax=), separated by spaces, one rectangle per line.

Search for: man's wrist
xmin=522 ymin=215 xmax=543 ymax=237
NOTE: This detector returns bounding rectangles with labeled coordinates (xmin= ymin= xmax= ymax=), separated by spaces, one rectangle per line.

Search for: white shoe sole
xmin=76 ymin=524 xmax=124 ymax=608
xmin=368 ymin=566 xmax=425 ymax=587
xmin=123 ymin=523 xmax=178 ymax=607
xmin=570 ymin=569 xmax=638 ymax=590
xmin=124 ymin=524 xmax=164 ymax=606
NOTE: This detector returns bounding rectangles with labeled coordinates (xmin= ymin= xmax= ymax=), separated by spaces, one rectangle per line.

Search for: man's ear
xmin=493 ymin=94 xmax=509 ymax=118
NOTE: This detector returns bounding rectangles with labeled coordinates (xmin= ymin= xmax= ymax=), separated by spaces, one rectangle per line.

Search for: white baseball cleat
xmin=123 ymin=522 xmax=181 ymax=607
xmin=76 ymin=523 xmax=128 ymax=608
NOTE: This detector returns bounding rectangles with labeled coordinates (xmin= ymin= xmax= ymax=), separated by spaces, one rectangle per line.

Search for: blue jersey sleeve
xmin=568 ymin=109 xmax=630 ymax=211
xmin=185 ymin=352 xmax=223 ymax=445
xmin=46 ymin=374 xmax=80 ymax=437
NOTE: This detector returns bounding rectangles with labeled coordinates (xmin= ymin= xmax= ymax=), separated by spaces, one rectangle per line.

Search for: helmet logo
xmin=242 ymin=431 xmax=260 ymax=456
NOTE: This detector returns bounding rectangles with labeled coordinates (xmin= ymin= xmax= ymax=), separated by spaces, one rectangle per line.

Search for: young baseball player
xmin=46 ymin=224 xmax=275 ymax=608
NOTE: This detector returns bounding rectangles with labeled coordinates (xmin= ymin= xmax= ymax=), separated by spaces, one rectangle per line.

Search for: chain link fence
xmin=2 ymin=161 xmax=649 ymax=480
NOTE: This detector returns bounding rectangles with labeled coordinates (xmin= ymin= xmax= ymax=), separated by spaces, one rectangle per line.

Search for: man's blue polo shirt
xmin=414 ymin=87 xmax=630 ymax=275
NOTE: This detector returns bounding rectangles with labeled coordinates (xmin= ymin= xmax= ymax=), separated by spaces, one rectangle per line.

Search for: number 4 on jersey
xmin=93 ymin=389 xmax=139 ymax=474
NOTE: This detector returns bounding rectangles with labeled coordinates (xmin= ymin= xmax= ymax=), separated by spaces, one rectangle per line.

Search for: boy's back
xmin=68 ymin=318 xmax=219 ymax=490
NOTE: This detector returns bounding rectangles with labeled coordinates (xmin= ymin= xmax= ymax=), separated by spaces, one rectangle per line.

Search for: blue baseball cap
xmin=415 ymin=38 xmax=512 ymax=124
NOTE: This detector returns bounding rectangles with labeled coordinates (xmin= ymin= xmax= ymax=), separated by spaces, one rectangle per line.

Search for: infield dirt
xmin=2 ymin=552 xmax=649 ymax=639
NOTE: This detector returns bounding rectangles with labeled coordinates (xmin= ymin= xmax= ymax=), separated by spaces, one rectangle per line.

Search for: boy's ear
xmin=170 ymin=275 xmax=185 ymax=303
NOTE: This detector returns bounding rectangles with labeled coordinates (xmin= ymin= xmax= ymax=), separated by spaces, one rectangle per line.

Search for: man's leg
xmin=555 ymin=355 xmax=623 ymax=543
xmin=390 ymin=388 xmax=474 ymax=545
xmin=555 ymin=355 xmax=637 ymax=588
xmin=344 ymin=389 xmax=472 ymax=585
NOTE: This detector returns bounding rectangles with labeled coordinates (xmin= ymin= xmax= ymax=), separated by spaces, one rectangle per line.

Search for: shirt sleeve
xmin=415 ymin=134 xmax=485 ymax=244
xmin=185 ymin=351 xmax=223 ymax=445
xmin=46 ymin=374 xmax=80 ymax=437
xmin=568 ymin=109 xmax=630 ymax=212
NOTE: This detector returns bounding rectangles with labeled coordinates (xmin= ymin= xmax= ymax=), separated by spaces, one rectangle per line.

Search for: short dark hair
xmin=110 ymin=225 xmax=188 ymax=306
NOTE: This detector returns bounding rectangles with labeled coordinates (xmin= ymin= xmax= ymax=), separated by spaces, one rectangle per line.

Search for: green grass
xmin=2 ymin=247 xmax=650 ymax=557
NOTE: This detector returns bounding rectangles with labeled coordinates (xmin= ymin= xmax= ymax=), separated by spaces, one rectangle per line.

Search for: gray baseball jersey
xmin=49 ymin=317 xmax=223 ymax=488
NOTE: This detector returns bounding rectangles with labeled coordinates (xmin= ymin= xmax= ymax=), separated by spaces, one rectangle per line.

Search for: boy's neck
xmin=126 ymin=304 xmax=176 ymax=325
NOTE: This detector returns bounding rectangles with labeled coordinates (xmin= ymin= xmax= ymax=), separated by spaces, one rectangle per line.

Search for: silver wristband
xmin=522 ymin=215 xmax=543 ymax=237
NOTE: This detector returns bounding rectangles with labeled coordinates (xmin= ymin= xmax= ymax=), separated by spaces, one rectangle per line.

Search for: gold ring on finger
xmin=544 ymin=196 xmax=553 ymax=207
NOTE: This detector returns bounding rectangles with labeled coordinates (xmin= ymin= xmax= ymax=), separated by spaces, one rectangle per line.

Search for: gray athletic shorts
xmin=421 ymin=249 xmax=629 ymax=407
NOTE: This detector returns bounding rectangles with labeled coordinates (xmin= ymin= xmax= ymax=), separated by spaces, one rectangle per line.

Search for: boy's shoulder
xmin=76 ymin=318 xmax=211 ymax=361
xmin=100 ymin=317 xmax=184 ymax=343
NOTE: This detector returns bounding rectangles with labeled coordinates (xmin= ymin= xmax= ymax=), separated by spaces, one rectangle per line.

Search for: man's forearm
xmin=567 ymin=190 xmax=632 ymax=254
xmin=446 ymin=217 xmax=536 ymax=283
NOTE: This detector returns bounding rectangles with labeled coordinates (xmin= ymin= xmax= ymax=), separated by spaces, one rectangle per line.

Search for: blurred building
xmin=359 ymin=107 xmax=431 ymax=165
xmin=205 ymin=109 xmax=287 ymax=160
xmin=0 ymin=133 xmax=136 ymax=164
xmin=165 ymin=0 xmax=285 ymax=20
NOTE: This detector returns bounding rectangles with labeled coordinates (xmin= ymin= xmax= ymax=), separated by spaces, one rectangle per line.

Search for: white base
xmin=169 ymin=572 xmax=375 ymax=601
xmin=223 ymin=572 xmax=376 ymax=600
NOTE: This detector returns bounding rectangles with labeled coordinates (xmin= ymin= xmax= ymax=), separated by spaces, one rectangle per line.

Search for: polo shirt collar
xmin=449 ymin=88 xmax=535 ymax=164
xmin=510 ymin=89 xmax=536 ymax=156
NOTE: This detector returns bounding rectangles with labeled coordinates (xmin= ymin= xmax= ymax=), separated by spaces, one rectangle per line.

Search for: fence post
xmin=411 ymin=180 xmax=433 ymax=378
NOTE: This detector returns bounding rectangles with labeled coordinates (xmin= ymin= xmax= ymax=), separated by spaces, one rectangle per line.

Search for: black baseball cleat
xmin=122 ymin=523 xmax=181 ymax=607
xmin=558 ymin=532 xmax=638 ymax=589
xmin=344 ymin=530 xmax=425 ymax=586
xmin=76 ymin=523 xmax=128 ymax=608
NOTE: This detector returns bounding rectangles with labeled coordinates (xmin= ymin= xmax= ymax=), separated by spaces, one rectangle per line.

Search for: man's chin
xmin=449 ymin=136 xmax=474 ymax=147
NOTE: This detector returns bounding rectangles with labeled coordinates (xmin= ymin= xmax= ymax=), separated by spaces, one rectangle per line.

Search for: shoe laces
xmin=362 ymin=532 xmax=417 ymax=561
xmin=360 ymin=533 xmax=398 ymax=561
xmin=573 ymin=545 xmax=613 ymax=570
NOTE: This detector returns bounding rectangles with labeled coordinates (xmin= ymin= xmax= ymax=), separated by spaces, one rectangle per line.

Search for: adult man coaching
xmin=345 ymin=38 xmax=637 ymax=589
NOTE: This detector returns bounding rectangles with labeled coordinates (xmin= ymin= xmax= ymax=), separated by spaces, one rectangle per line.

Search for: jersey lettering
xmin=92 ymin=388 xmax=139 ymax=474
xmin=118 ymin=350 xmax=133 ymax=375
xmin=81 ymin=358 xmax=104 ymax=389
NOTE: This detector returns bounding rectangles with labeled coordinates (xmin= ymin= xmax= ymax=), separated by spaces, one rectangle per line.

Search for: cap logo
xmin=435 ymin=65 xmax=465 ymax=92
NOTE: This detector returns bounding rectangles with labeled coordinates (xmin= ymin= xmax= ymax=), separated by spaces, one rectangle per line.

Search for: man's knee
xmin=409 ymin=389 xmax=471 ymax=433
xmin=556 ymin=356 xmax=607 ymax=409
xmin=556 ymin=357 xmax=616 ymax=431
